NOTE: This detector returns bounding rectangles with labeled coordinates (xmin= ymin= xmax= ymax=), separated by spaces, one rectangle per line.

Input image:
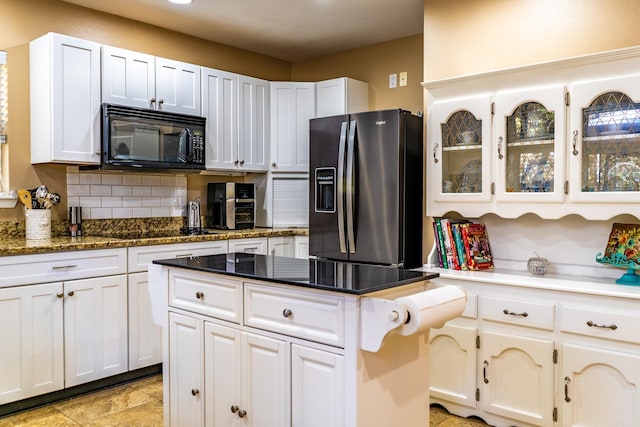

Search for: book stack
xmin=432 ymin=218 xmax=494 ymax=270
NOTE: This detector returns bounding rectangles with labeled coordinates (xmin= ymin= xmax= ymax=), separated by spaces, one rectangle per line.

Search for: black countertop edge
xmin=153 ymin=253 xmax=440 ymax=295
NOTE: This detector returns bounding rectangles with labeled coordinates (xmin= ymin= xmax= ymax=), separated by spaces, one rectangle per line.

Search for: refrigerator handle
xmin=337 ymin=121 xmax=348 ymax=254
xmin=346 ymin=120 xmax=356 ymax=254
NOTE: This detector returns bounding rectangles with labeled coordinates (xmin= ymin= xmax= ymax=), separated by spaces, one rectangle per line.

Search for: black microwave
xmin=101 ymin=103 xmax=206 ymax=171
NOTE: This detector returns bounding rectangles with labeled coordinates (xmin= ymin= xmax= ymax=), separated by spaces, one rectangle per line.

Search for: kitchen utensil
xmin=17 ymin=189 xmax=33 ymax=209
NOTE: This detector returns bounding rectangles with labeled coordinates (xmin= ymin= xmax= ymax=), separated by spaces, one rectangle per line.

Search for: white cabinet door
xmin=128 ymin=272 xmax=162 ymax=370
xmin=562 ymin=343 xmax=640 ymax=427
xmin=293 ymin=236 xmax=309 ymax=259
xmin=481 ymin=331 xmax=555 ymax=427
xmin=268 ymin=236 xmax=294 ymax=257
xmin=30 ymin=33 xmax=101 ymax=164
xmin=291 ymin=344 xmax=344 ymax=427
xmin=203 ymin=67 xmax=238 ymax=170
xmin=270 ymin=82 xmax=316 ymax=172
xmin=429 ymin=324 xmax=478 ymax=409
xmin=204 ymin=322 xmax=242 ymax=427
xmin=102 ymin=45 xmax=155 ymax=109
xmin=155 ymin=57 xmax=201 ymax=115
xmin=239 ymin=75 xmax=270 ymax=172
xmin=0 ymin=283 xmax=64 ymax=404
xmin=169 ymin=312 xmax=204 ymax=426
xmin=241 ymin=331 xmax=289 ymax=427
xmin=64 ymin=275 xmax=128 ymax=387
xmin=316 ymin=77 xmax=368 ymax=118
xmin=228 ymin=237 xmax=268 ymax=255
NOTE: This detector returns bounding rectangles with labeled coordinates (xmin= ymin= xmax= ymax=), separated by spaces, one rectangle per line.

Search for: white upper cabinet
xmin=238 ymin=75 xmax=270 ymax=171
xmin=315 ymin=77 xmax=368 ymax=118
xmin=569 ymin=74 xmax=640 ymax=209
xmin=270 ymin=82 xmax=316 ymax=172
xmin=102 ymin=45 xmax=201 ymax=115
xmin=202 ymin=67 xmax=238 ymax=170
xmin=30 ymin=33 xmax=101 ymax=165
xmin=427 ymin=94 xmax=493 ymax=218
xmin=424 ymin=47 xmax=640 ymax=220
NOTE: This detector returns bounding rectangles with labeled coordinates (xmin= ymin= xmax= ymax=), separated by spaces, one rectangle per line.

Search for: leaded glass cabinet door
xmin=493 ymin=86 xmax=567 ymax=210
xmin=570 ymin=75 xmax=640 ymax=214
xmin=427 ymin=96 xmax=492 ymax=218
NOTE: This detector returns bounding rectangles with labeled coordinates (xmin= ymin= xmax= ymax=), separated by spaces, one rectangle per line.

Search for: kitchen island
xmin=149 ymin=253 xmax=461 ymax=427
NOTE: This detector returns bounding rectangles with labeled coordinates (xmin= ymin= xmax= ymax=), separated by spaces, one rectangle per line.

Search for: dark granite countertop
xmin=0 ymin=228 xmax=308 ymax=256
xmin=153 ymin=252 xmax=438 ymax=295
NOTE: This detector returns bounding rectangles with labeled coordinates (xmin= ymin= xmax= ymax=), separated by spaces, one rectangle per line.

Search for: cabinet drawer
xmin=0 ymin=248 xmax=127 ymax=288
xmin=559 ymin=305 xmax=640 ymax=344
xmin=479 ymin=296 xmax=555 ymax=331
xmin=228 ymin=238 xmax=268 ymax=255
xmin=128 ymin=241 xmax=228 ymax=273
xmin=169 ymin=270 xmax=242 ymax=323
xmin=244 ymin=283 xmax=345 ymax=347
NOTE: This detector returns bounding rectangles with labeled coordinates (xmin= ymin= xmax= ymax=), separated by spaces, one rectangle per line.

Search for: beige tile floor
xmin=0 ymin=375 xmax=489 ymax=426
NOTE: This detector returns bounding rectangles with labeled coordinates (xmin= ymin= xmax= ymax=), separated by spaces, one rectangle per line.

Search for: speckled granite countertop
xmin=0 ymin=228 xmax=308 ymax=256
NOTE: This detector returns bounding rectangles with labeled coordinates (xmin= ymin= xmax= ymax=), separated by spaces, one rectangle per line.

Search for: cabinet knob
xmin=240 ymin=160 xmax=245 ymax=165
xmin=191 ymin=388 xmax=200 ymax=396
xmin=272 ymin=162 xmax=277 ymax=167
xmin=238 ymin=409 xmax=247 ymax=418
xmin=196 ymin=291 xmax=204 ymax=300
xmin=150 ymin=97 xmax=156 ymax=108
xmin=158 ymin=99 xmax=164 ymax=105
xmin=56 ymin=292 xmax=64 ymax=298
xmin=282 ymin=308 xmax=292 ymax=318
xmin=230 ymin=405 xmax=239 ymax=413
xmin=234 ymin=159 xmax=239 ymax=165
xmin=67 ymin=291 xmax=75 ymax=297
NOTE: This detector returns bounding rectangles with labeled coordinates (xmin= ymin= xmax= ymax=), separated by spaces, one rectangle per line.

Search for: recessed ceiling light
xmin=168 ymin=0 xmax=192 ymax=4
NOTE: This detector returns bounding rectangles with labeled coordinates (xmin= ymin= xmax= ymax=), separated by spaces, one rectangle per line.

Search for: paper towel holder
xmin=360 ymin=298 xmax=408 ymax=352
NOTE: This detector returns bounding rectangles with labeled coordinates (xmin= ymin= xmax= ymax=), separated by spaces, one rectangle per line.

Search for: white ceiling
xmin=61 ymin=0 xmax=424 ymax=62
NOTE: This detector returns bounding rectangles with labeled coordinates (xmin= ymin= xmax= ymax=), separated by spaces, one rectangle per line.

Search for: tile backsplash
xmin=66 ymin=170 xmax=187 ymax=219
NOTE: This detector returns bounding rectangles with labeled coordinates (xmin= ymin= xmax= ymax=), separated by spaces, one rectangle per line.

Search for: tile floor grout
xmin=0 ymin=375 xmax=489 ymax=426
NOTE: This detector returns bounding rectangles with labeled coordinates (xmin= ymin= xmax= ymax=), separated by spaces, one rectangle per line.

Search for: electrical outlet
xmin=389 ymin=73 xmax=397 ymax=89
xmin=399 ymin=72 xmax=407 ymax=87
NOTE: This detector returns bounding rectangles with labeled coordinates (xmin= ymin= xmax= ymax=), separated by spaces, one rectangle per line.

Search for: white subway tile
xmin=101 ymin=174 xmax=123 ymax=185
xmin=81 ymin=197 xmax=102 ymax=208
xmin=91 ymin=185 xmax=112 ymax=196
xmin=112 ymin=185 xmax=133 ymax=197
xmin=67 ymin=184 xmax=91 ymax=197
xmin=111 ymin=208 xmax=133 ymax=218
xmin=123 ymin=174 xmax=143 ymax=186
xmin=90 ymin=207 xmax=112 ymax=219
xmin=143 ymin=197 xmax=162 ymax=207
xmin=123 ymin=197 xmax=143 ymax=207
xmin=133 ymin=186 xmax=152 ymax=197
xmin=152 ymin=207 xmax=171 ymax=217
xmin=67 ymin=173 xmax=80 ymax=185
xmin=101 ymin=196 xmax=123 ymax=207
xmin=132 ymin=207 xmax=153 ymax=218
xmin=152 ymin=186 xmax=170 ymax=197
xmin=142 ymin=175 xmax=162 ymax=186
xmin=79 ymin=173 xmax=102 ymax=185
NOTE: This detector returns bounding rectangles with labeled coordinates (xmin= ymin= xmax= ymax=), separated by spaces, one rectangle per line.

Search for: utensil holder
xmin=25 ymin=209 xmax=51 ymax=241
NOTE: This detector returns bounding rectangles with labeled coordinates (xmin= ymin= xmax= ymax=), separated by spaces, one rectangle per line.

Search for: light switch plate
xmin=399 ymin=72 xmax=407 ymax=87
xmin=389 ymin=73 xmax=397 ymax=88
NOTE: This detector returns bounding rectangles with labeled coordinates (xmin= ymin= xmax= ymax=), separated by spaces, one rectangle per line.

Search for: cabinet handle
xmin=67 ymin=291 xmax=75 ymax=297
xmin=497 ymin=136 xmax=504 ymax=159
xmin=571 ymin=130 xmax=579 ymax=155
xmin=158 ymin=99 xmax=164 ymax=106
xmin=483 ymin=360 xmax=489 ymax=384
xmin=564 ymin=376 xmax=571 ymax=402
xmin=586 ymin=320 xmax=617 ymax=330
xmin=503 ymin=309 xmax=528 ymax=318
xmin=52 ymin=264 xmax=78 ymax=270
xmin=196 ymin=291 xmax=204 ymax=300
xmin=432 ymin=142 xmax=439 ymax=164
xmin=150 ymin=97 xmax=156 ymax=108
xmin=56 ymin=292 xmax=64 ymax=298
xmin=191 ymin=388 xmax=200 ymax=396
xmin=282 ymin=308 xmax=293 ymax=318
xmin=244 ymin=247 xmax=258 ymax=252
xmin=230 ymin=405 xmax=239 ymax=413
xmin=238 ymin=409 xmax=247 ymax=418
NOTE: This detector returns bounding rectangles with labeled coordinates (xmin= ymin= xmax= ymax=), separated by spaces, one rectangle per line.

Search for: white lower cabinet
xmin=268 ymin=236 xmax=294 ymax=257
xmin=128 ymin=272 xmax=162 ymax=370
xmin=64 ymin=275 xmax=128 ymax=387
xmin=0 ymin=283 xmax=64 ymax=404
xmin=228 ymin=237 xmax=268 ymax=255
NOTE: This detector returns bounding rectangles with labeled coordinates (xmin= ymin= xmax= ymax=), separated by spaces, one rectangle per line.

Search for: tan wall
xmin=292 ymin=35 xmax=424 ymax=113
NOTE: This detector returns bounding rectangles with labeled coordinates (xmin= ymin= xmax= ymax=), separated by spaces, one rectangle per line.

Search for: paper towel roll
xmin=395 ymin=285 xmax=467 ymax=336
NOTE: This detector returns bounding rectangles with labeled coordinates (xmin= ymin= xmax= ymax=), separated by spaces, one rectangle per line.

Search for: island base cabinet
xmin=0 ymin=283 xmax=64 ymax=404
xmin=64 ymin=275 xmax=128 ymax=387
xmin=562 ymin=343 xmax=640 ymax=426
xmin=291 ymin=344 xmax=344 ymax=427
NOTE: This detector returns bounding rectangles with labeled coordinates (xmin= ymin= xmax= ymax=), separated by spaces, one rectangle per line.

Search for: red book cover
xmin=461 ymin=223 xmax=494 ymax=270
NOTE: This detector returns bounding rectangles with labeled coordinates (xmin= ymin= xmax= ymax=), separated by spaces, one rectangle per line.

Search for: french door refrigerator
xmin=309 ymin=109 xmax=423 ymax=268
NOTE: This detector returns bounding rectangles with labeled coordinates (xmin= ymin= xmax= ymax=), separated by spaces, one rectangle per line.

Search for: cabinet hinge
xmin=553 ymin=407 xmax=558 ymax=422
xmin=553 ymin=348 xmax=558 ymax=364
xmin=491 ymin=102 xmax=495 ymax=115
xmin=490 ymin=182 xmax=495 ymax=195
xmin=476 ymin=388 xmax=480 ymax=402
xmin=476 ymin=335 xmax=480 ymax=349
xmin=565 ymin=90 xmax=570 ymax=107
xmin=564 ymin=180 xmax=569 ymax=195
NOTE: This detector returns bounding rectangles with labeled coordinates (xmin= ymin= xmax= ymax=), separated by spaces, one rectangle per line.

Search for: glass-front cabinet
xmin=570 ymin=75 xmax=640 ymax=205
xmin=493 ymin=86 xmax=567 ymax=205
xmin=427 ymin=95 xmax=493 ymax=217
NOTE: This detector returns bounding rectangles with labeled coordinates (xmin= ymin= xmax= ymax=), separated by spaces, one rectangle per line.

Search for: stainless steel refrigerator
xmin=309 ymin=109 xmax=423 ymax=268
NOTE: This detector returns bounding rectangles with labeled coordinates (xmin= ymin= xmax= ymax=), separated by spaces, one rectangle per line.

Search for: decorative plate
xmin=456 ymin=160 xmax=482 ymax=193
